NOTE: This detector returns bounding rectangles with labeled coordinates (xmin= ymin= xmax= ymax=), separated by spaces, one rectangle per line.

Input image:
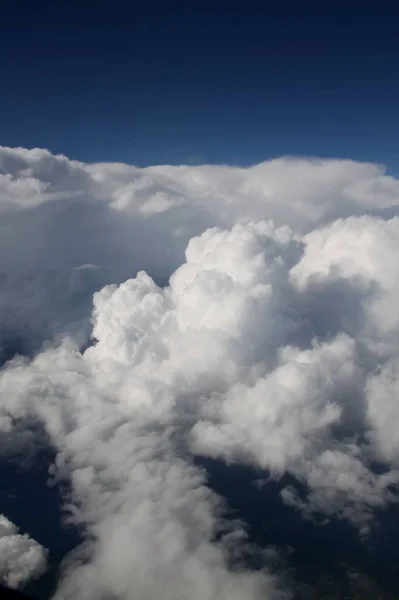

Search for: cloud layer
xmin=0 ymin=514 xmax=47 ymax=589
xmin=1 ymin=146 xmax=399 ymax=598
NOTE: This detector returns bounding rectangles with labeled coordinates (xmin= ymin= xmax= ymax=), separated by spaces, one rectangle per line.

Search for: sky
xmin=1 ymin=3 xmax=399 ymax=168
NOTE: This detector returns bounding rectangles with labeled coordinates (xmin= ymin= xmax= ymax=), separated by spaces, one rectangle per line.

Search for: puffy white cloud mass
xmin=0 ymin=514 xmax=47 ymax=589
xmin=2 ymin=145 xmax=399 ymax=598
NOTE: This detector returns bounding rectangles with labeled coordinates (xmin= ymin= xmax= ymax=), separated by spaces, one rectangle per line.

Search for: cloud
xmin=1 ymin=146 xmax=399 ymax=362
xmin=2 ymin=146 xmax=399 ymax=598
xmin=0 ymin=514 xmax=47 ymax=589
xmin=366 ymin=356 xmax=399 ymax=464
xmin=0 ymin=342 xmax=282 ymax=600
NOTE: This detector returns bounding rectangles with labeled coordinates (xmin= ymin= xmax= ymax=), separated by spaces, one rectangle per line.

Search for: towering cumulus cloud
xmin=0 ymin=515 xmax=47 ymax=589
xmin=1 ymin=146 xmax=399 ymax=598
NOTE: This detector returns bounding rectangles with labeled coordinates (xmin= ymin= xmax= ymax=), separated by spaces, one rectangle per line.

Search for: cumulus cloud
xmin=0 ymin=514 xmax=47 ymax=589
xmin=0 ymin=342 xmax=282 ymax=600
xmin=2 ymin=146 xmax=399 ymax=598
xmin=2 ymin=146 xmax=399 ymax=360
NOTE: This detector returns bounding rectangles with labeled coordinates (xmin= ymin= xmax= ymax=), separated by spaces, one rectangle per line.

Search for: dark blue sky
xmin=1 ymin=2 xmax=399 ymax=168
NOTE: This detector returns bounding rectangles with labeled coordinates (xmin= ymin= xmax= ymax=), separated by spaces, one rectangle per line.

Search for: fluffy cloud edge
xmin=0 ymin=514 xmax=47 ymax=590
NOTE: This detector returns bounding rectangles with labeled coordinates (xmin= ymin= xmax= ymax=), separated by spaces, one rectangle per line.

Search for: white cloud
xmin=0 ymin=342 xmax=282 ymax=600
xmin=291 ymin=216 xmax=399 ymax=346
xmin=191 ymin=335 xmax=353 ymax=471
xmin=0 ymin=514 xmax=47 ymax=589
xmin=2 ymin=146 xmax=399 ymax=598
xmin=1 ymin=147 xmax=399 ymax=362
xmin=366 ymin=356 xmax=399 ymax=464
